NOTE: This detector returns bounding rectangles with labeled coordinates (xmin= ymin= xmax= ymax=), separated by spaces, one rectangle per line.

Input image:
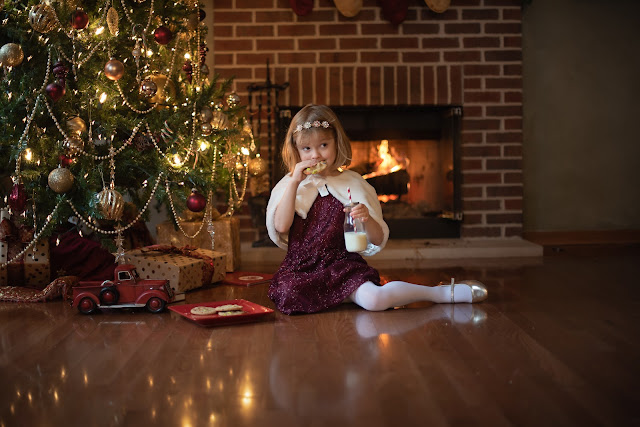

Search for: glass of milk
xmin=343 ymin=202 xmax=368 ymax=252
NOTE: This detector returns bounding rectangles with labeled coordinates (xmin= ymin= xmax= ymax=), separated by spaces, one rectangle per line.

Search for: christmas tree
xmin=0 ymin=0 xmax=253 ymax=264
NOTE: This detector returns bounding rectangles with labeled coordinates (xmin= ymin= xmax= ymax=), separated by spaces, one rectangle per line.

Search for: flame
xmin=378 ymin=195 xmax=399 ymax=203
xmin=362 ymin=140 xmax=409 ymax=179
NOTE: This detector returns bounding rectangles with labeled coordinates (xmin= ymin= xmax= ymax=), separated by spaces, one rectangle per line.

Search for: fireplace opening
xmin=277 ymin=106 xmax=462 ymax=239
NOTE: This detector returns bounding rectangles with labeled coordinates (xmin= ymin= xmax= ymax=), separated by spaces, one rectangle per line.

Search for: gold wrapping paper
xmin=125 ymin=248 xmax=226 ymax=295
xmin=0 ymin=239 xmax=51 ymax=289
xmin=155 ymin=217 xmax=240 ymax=272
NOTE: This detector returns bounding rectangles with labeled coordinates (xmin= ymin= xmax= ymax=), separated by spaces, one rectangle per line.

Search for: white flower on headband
xmin=293 ymin=120 xmax=331 ymax=134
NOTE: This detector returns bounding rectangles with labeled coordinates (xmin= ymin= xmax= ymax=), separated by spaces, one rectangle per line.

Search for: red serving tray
xmin=168 ymin=299 xmax=274 ymax=327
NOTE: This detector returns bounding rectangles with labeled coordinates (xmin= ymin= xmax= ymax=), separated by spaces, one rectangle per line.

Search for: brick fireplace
xmin=210 ymin=0 xmax=523 ymax=242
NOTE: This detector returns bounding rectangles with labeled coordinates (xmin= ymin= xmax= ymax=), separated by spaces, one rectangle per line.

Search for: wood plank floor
xmin=1 ymin=247 xmax=639 ymax=426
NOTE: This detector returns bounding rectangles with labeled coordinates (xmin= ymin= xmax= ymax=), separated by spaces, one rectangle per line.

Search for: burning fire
xmin=362 ymin=139 xmax=410 ymax=203
xmin=362 ymin=140 xmax=409 ymax=179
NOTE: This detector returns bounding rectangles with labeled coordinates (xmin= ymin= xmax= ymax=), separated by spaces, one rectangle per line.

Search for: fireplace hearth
xmin=278 ymin=106 xmax=463 ymax=239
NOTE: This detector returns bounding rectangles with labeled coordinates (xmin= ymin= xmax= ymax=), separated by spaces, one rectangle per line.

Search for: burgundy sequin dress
xmin=268 ymin=194 xmax=380 ymax=315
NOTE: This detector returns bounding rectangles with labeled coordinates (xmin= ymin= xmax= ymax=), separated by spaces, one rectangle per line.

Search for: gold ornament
xmin=29 ymin=4 xmax=59 ymax=33
xmin=104 ymin=58 xmax=124 ymax=81
xmin=0 ymin=43 xmax=24 ymax=67
xmin=66 ymin=116 xmax=86 ymax=134
xmin=97 ymin=188 xmax=125 ymax=221
xmin=146 ymin=74 xmax=177 ymax=104
xmin=248 ymin=157 xmax=267 ymax=177
xmin=221 ymin=153 xmax=236 ymax=171
xmin=425 ymin=0 xmax=451 ymax=13
xmin=210 ymin=110 xmax=229 ymax=130
xmin=48 ymin=167 xmax=74 ymax=193
xmin=63 ymin=136 xmax=84 ymax=157
xmin=107 ymin=7 xmax=119 ymax=35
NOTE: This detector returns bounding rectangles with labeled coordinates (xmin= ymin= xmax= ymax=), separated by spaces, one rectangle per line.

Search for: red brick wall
xmin=211 ymin=0 xmax=523 ymax=241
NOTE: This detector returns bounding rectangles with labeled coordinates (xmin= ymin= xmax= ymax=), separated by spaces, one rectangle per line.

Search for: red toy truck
xmin=72 ymin=264 xmax=174 ymax=314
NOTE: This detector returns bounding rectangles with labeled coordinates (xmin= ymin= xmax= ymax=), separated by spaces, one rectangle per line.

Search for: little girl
xmin=266 ymin=104 xmax=487 ymax=315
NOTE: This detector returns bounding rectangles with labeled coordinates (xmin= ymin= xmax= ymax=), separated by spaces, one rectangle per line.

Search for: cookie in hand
xmin=304 ymin=160 xmax=327 ymax=175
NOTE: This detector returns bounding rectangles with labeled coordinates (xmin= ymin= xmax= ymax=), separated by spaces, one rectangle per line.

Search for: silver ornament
xmin=200 ymin=64 xmax=209 ymax=77
xmin=48 ymin=167 xmax=74 ymax=193
xmin=201 ymin=122 xmax=213 ymax=136
xmin=0 ymin=43 xmax=24 ymax=67
xmin=132 ymin=46 xmax=142 ymax=59
xmin=29 ymin=4 xmax=59 ymax=33
xmin=139 ymin=79 xmax=158 ymax=98
xmin=97 ymin=188 xmax=125 ymax=221
xmin=226 ymin=92 xmax=240 ymax=108
xmin=104 ymin=58 xmax=124 ymax=81
xmin=146 ymin=74 xmax=176 ymax=104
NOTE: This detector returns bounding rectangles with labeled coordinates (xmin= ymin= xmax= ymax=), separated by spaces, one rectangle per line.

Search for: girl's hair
xmin=281 ymin=104 xmax=352 ymax=173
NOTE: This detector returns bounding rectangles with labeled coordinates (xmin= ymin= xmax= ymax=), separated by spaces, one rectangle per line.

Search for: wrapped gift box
xmin=0 ymin=239 xmax=51 ymax=289
xmin=124 ymin=246 xmax=226 ymax=295
xmin=155 ymin=217 xmax=240 ymax=272
xmin=1 ymin=209 xmax=51 ymax=289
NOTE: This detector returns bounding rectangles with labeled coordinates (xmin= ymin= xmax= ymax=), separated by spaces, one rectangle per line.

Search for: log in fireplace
xmin=277 ymin=106 xmax=463 ymax=239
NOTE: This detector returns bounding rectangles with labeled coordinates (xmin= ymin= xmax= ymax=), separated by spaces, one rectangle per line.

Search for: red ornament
xmin=186 ymin=189 xmax=206 ymax=212
xmin=46 ymin=82 xmax=65 ymax=101
xmin=59 ymin=154 xmax=74 ymax=167
xmin=71 ymin=9 xmax=89 ymax=30
xmin=153 ymin=26 xmax=173 ymax=45
xmin=8 ymin=182 xmax=27 ymax=213
xmin=182 ymin=61 xmax=193 ymax=83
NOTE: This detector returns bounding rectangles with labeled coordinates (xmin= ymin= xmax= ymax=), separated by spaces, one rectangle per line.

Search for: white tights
xmin=349 ymin=280 xmax=473 ymax=311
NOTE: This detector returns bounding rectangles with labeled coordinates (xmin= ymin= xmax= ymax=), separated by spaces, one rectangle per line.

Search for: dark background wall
xmin=522 ymin=0 xmax=640 ymax=233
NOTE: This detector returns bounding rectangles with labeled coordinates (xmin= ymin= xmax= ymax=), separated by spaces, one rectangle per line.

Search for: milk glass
xmin=343 ymin=202 xmax=368 ymax=252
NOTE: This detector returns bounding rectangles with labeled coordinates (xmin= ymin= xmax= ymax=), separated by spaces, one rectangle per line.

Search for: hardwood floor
xmin=1 ymin=248 xmax=639 ymax=426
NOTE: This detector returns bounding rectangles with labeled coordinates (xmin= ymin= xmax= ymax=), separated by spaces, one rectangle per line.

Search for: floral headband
xmin=293 ymin=120 xmax=331 ymax=134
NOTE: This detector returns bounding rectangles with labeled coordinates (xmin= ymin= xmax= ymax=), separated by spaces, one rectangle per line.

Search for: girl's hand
xmin=292 ymin=159 xmax=321 ymax=182
xmin=346 ymin=203 xmax=370 ymax=222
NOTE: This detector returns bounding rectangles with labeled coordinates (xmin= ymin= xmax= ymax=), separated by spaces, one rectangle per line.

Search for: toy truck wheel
xmin=78 ymin=297 xmax=97 ymax=314
xmin=146 ymin=297 xmax=166 ymax=313
xmin=99 ymin=286 xmax=119 ymax=305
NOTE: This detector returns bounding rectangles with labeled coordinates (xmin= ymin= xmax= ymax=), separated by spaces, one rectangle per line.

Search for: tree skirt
xmin=0 ymin=276 xmax=78 ymax=303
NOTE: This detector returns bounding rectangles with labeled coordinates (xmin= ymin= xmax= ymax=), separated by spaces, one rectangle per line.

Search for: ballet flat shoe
xmin=449 ymin=279 xmax=488 ymax=303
